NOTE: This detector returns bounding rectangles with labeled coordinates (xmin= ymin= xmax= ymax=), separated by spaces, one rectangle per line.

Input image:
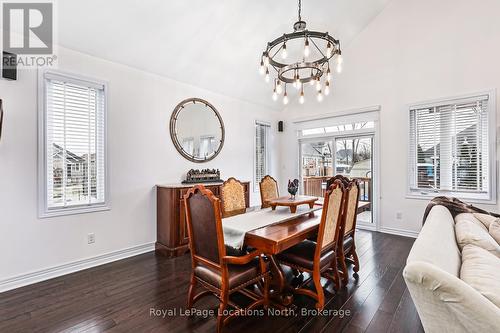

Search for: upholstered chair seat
xmin=343 ymin=235 xmax=353 ymax=250
xmin=194 ymin=259 xmax=265 ymax=289
xmin=276 ymin=240 xmax=334 ymax=271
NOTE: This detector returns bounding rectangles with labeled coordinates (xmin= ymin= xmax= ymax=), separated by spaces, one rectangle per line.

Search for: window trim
xmin=254 ymin=120 xmax=271 ymax=192
xmin=406 ymin=90 xmax=497 ymax=204
xmin=37 ymin=69 xmax=110 ymax=218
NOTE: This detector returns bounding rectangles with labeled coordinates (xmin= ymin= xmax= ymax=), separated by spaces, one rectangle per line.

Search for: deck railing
xmin=302 ymin=176 xmax=372 ymax=202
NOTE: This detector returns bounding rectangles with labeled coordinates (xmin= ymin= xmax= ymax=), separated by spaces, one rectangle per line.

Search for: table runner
xmin=222 ymin=205 xmax=322 ymax=249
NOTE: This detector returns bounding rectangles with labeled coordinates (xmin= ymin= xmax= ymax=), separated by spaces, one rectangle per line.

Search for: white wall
xmin=0 ymin=47 xmax=278 ymax=288
xmin=279 ymin=0 xmax=500 ymax=236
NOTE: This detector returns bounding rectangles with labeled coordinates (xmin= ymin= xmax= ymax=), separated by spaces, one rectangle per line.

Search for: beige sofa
xmin=403 ymin=205 xmax=500 ymax=333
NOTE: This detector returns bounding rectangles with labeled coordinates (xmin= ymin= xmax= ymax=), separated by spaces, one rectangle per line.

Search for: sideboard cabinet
xmin=155 ymin=182 xmax=250 ymax=257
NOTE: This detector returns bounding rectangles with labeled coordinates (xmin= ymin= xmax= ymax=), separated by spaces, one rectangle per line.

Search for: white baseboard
xmin=378 ymin=226 xmax=420 ymax=239
xmin=356 ymin=223 xmax=377 ymax=231
xmin=0 ymin=242 xmax=155 ymax=293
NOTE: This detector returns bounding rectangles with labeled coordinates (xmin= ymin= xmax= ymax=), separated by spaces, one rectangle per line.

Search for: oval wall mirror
xmin=170 ymin=98 xmax=225 ymax=163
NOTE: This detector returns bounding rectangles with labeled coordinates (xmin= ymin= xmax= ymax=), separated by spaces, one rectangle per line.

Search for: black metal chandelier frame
xmin=260 ymin=0 xmax=342 ymax=87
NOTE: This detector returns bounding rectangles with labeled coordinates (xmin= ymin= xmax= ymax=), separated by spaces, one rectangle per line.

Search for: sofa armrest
xmin=404 ymin=261 xmax=500 ymax=333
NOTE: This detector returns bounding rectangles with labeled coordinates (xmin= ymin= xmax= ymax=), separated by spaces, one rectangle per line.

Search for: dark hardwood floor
xmin=0 ymin=230 xmax=424 ymax=333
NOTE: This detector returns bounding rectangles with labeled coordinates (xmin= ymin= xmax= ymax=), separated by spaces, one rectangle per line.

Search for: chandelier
xmin=259 ymin=0 xmax=342 ymax=104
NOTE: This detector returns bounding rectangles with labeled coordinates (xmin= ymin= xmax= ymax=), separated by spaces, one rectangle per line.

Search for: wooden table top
xmin=243 ymin=200 xmax=369 ymax=255
xmin=267 ymin=195 xmax=319 ymax=206
xmin=244 ymin=212 xmax=321 ymax=254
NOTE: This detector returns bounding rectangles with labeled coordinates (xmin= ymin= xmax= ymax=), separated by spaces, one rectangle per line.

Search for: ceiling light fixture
xmin=260 ymin=0 xmax=342 ymax=104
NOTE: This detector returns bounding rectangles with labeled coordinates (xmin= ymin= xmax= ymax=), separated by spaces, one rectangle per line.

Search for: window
xmin=300 ymin=121 xmax=374 ymax=137
xmin=408 ymin=93 xmax=495 ymax=201
xmin=199 ymin=135 xmax=216 ymax=158
xmin=38 ymin=70 xmax=108 ymax=217
xmin=255 ymin=121 xmax=270 ymax=191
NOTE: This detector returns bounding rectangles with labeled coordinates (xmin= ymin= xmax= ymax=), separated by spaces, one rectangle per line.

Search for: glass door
xmin=334 ymin=135 xmax=374 ymax=224
xmin=299 ymin=139 xmax=333 ymax=198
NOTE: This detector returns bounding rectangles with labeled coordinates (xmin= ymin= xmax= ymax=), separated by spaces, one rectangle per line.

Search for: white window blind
xmin=255 ymin=122 xmax=270 ymax=191
xmin=40 ymin=71 xmax=107 ymax=216
xmin=408 ymin=94 xmax=491 ymax=200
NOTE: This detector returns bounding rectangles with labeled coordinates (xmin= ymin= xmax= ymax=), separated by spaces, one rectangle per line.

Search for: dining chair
xmin=184 ymin=185 xmax=270 ymax=333
xmin=259 ymin=175 xmax=279 ymax=208
xmin=326 ymin=174 xmax=350 ymax=188
xmin=338 ymin=179 xmax=361 ymax=283
xmin=276 ymin=180 xmax=346 ymax=309
xmin=220 ymin=177 xmax=247 ymax=218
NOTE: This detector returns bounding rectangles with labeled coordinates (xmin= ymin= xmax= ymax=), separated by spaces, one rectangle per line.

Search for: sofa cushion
xmin=473 ymin=213 xmax=500 ymax=229
xmin=455 ymin=218 xmax=500 ymax=258
xmin=456 ymin=213 xmax=488 ymax=231
xmin=489 ymin=220 xmax=500 ymax=245
xmin=460 ymin=244 xmax=500 ymax=308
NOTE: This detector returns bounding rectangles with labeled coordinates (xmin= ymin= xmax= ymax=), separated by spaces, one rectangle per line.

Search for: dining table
xmin=222 ymin=205 xmax=323 ymax=306
xmin=221 ymin=200 xmax=368 ymax=306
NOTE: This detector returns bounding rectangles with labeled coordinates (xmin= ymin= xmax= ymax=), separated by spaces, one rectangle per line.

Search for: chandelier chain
xmin=298 ymin=0 xmax=302 ymax=21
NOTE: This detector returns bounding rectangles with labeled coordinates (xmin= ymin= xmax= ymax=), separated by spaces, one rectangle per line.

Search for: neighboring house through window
xmin=38 ymin=70 xmax=108 ymax=217
xmin=408 ymin=92 xmax=495 ymax=202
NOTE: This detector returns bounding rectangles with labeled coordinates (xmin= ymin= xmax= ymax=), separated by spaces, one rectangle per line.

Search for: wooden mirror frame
xmin=0 ymin=99 xmax=3 ymax=141
xmin=169 ymin=98 xmax=225 ymax=163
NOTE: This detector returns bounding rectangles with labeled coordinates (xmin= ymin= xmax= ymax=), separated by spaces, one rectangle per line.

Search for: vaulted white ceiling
xmin=58 ymin=0 xmax=391 ymax=110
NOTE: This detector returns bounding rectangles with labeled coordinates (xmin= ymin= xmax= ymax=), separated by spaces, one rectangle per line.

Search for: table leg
xmin=290 ymin=206 xmax=297 ymax=213
xmin=271 ymin=205 xmax=277 ymax=211
xmin=308 ymin=202 xmax=315 ymax=217
xmin=268 ymin=255 xmax=293 ymax=306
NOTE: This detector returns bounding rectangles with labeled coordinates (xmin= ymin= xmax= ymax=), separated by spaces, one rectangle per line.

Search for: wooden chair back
xmin=326 ymin=174 xmax=350 ymax=189
xmin=342 ymin=179 xmax=360 ymax=236
xmin=220 ymin=177 xmax=246 ymax=217
xmin=316 ymin=180 xmax=346 ymax=253
xmin=184 ymin=185 xmax=226 ymax=268
xmin=259 ymin=175 xmax=279 ymax=208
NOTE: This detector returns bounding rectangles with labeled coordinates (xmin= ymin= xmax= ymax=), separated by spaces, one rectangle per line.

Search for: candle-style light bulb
xmin=336 ymin=62 xmax=342 ymax=73
xmin=324 ymin=81 xmax=330 ymax=96
xmin=326 ymin=42 xmax=333 ymax=58
xmin=316 ymin=79 xmax=322 ymax=91
xmin=272 ymin=89 xmax=278 ymax=101
xmin=304 ymin=38 xmax=310 ymax=57
xmin=326 ymin=67 xmax=331 ymax=81
xmin=294 ymin=72 xmax=301 ymax=89
xmin=336 ymin=53 xmax=343 ymax=73
xmin=259 ymin=60 xmax=265 ymax=75
xmin=276 ymin=80 xmax=283 ymax=94
xmin=299 ymin=87 xmax=305 ymax=104
xmin=265 ymin=68 xmax=270 ymax=83
xmin=283 ymin=92 xmax=289 ymax=105
xmin=263 ymin=53 xmax=269 ymax=66
xmin=317 ymin=90 xmax=323 ymax=102
xmin=281 ymin=42 xmax=287 ymax=59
